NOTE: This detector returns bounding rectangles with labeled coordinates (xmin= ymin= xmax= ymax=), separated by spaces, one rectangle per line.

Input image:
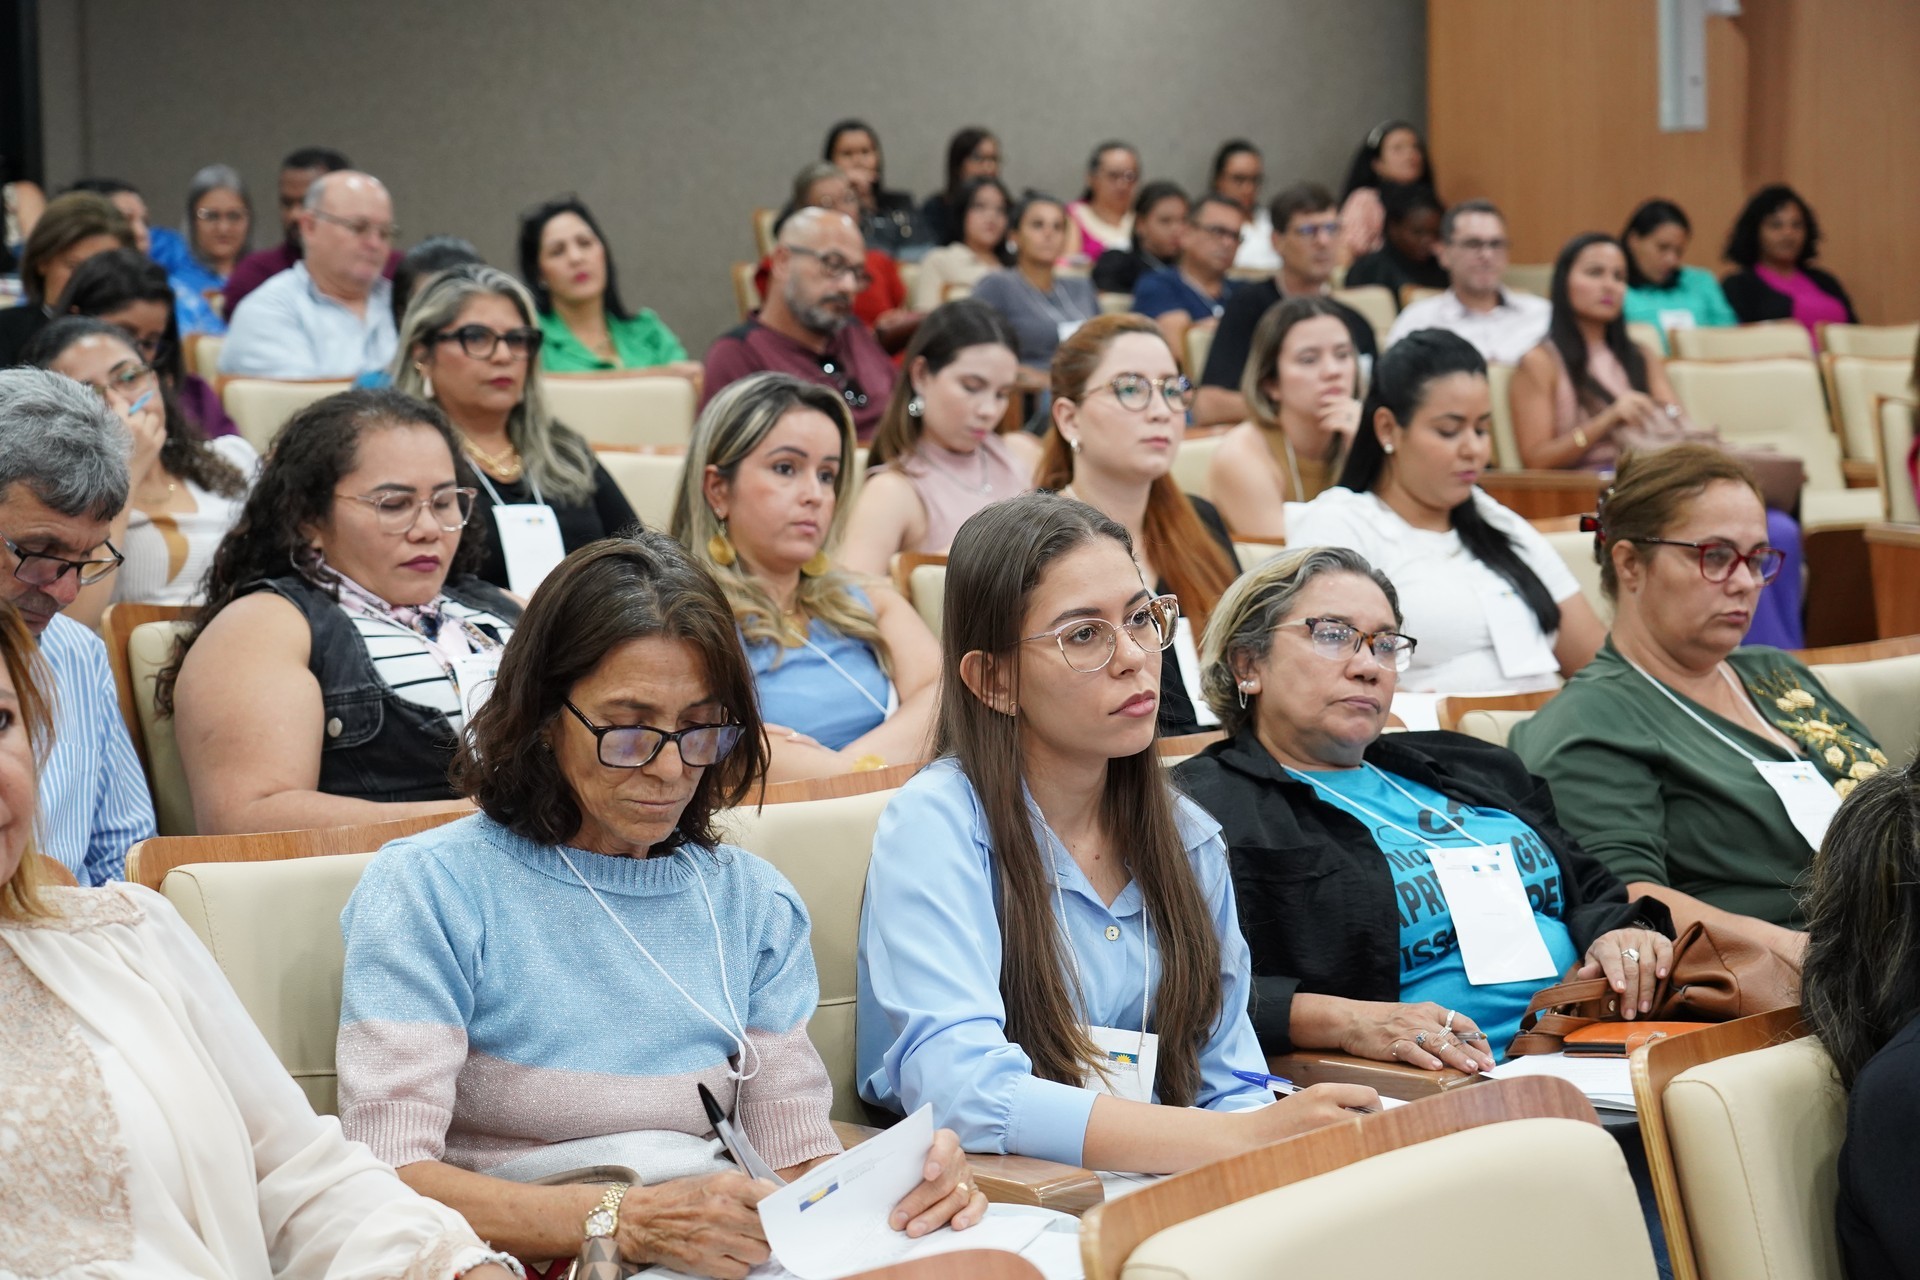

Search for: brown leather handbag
xmin=1507 ymin=920 xmax=1801 ymax=1057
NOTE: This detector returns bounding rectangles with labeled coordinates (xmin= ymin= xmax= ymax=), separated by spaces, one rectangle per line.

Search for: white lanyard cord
xmin=1040 ymin=820 xmax=1151 ymax=1059
xmin=797 ymin=634 xmax=892 ymax=717
xmin=472 ymin=467 xmax=544 ymax=508
xmin=1622 ymin=655 xmax=1795 ymax=762
xmin=1286 ymin=764 xmax=1476 ymax=847
xmin=555 ymin=849 xmax=762 ymax=1083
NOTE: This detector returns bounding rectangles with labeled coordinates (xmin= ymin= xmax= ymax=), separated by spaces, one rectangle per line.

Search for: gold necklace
xmin=462 ymin=434 xmax=524 ymax=483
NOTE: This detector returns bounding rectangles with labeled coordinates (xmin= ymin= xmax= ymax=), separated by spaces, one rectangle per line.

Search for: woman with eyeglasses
xmin=337 ymin=534 xmax=981 ymax=1278
xmin=1512 ymin=443 xmax=1884 ymax=942
xmin=159 ymin=163 xmax=253 ymax=336
xmin=673 ymin=373 xmax=940 ymax=782
xmin=1064 ymin=141 xmax=1141 ymax=264
xmin=1173 ymin=546 xmax=1673 ymax=1070
xmin=389 ymin=263 xmax=640 ymax=596
xmin=23 ymin=317 xmax=252 ymax=628
xmin=162 ymin=388 xmax=520 ymax=835
xmin=1036 ymin=314 xmax=1237 ymax=736
xmin=856 ymin=494 xmax=1377 ymax=1172
xmin=1289 ymin=329 xmax=1606 ymax=697
xmin=517 ymin=194 xmax=699 ymax=380
xmin=971 ymin=195 xmax=1099 ymax=401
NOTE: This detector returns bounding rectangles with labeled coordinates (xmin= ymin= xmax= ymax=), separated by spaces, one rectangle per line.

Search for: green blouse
xmin=537 ymin=307 xmax=688 ymax=373
xmin=1509 ymin=640 xmax=1886 ymax=929
xmin=1623 ymin=266 xmax=1738 ymax=354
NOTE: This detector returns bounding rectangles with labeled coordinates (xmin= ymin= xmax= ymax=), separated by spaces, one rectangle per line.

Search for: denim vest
xmin=249 ymin=574 xmax=519 ymax=803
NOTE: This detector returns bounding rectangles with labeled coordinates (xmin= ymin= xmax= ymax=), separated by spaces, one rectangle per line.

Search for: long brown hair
xmin=940 ymin=492 xmax=1222 ymax=1106
xmin=1036 ymin=313 xmax=1237 ymax=630
xmin=0 ymin=602 xmax=56 ymax=920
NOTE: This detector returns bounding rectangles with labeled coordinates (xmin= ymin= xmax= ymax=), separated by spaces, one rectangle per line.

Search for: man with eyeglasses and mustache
xmin=0 ymin=369 xmax=156 ymax=884
xmin=1384 ymin=199 xmax=1551 ymax=365
xmin=221 ymin=171 xmax=401 ymax=380
xmin=702 ymin=207 xmax=898 ymax=440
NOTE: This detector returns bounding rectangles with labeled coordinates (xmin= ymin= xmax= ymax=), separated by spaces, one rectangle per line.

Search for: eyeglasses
xmin=431 ymin=325 xmax=543 ymax=361
xmin=1290 ymin=220 xmax=1343 ymax=240
xmin=787 ymin=245 xmax=873 ymax=289
xmin=1022 ymin=595 xmax=1180 ymax=674
xmin=1191 ymin=222 xmax=1242 ymax=243
xmin=310 ymin=209 xmax=402 ymax=243
xmin=816 ymin=356 xmax=870 ymax=410
xmin=1097 ymin=169 xmax=1139 ymax=184
xmin=1093 ymin=373 xmax=1194 ymax=414
xmin=1280 ymin=617 xmax=1419 ymax=672
xmin=334 ymin=487 xmax=478 ymax=533
xmin=3 ymin=534 xmax=124 ymax=587
xmin=564 ymin=701 xmax=744 ymax=770
xmin=1634 ymin=537 xmax=1786 ymax=584
xmin=81 ymin=359 xmax=158 ymax=404
xmin=1450 ymin=237 xmax=1510 ymax=255
xmin=193 ymin=208 xmax=248 ymax=226
xmin=112 ymin=327 xmax=170 ymax=364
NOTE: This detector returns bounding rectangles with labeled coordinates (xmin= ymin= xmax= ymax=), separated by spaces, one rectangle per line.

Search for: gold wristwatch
xmin=584 ymin=1182 xmax=630 ymax=1240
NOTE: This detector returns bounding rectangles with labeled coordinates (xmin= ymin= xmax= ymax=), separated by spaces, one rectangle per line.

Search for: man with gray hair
xmin=220 ymin=170 xmax=399 ymax=379
xmin=0 ymin=369 xmax=156 ymax=883
xmin=701 ymin=206 xmax=897 ymax=438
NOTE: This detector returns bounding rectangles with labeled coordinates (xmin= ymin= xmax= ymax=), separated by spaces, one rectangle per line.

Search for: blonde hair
xmin=669 ymin=373 xmax=891 ymax=669
xmin=0 ymin=602 xmax=56 ymax=920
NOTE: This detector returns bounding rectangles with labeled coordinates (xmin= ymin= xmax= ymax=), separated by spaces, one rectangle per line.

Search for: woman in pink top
xmin=1336 ymin=120 xmax=1435 ymax=265
xmin=1065 ymin=141 xmax=1140 ymax=263
xmin=841 ymin=299 xmax=1039 ymax=575
xmin=1719 ymin=185 xmax=1856 ymax=349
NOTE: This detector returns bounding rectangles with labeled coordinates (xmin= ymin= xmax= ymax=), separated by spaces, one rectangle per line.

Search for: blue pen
xmin=127 ymin=390 xmax=154 ymax=416
xmin=1233 ymin=1069 xmax=1298 ymax=1094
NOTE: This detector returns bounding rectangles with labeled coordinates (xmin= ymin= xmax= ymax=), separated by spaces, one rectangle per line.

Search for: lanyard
xmin=556 ymin=849 xmax=761 ymax=1083
xmin=1020 ymin=275 xmax=1085 ymax=328
xmin=1621 ymin=655 xmax=1796 ymax=762
xmin=1286 ymin=763 xmax=1476 ymax=847
xmin=1035 ymin=807 xmax=1151 ymax=1059
xmin=796 ymin=633 xmax=891 ymax=717
xmin=472 ymin=467 xmax=544 ymax=509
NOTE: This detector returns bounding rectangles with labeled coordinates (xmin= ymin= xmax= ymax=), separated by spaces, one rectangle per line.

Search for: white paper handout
xmin=1753 ymin=759 xmax=1843 ymax=852
xmin=1425 ymin=843 xmax=1559 ymax=986
xmin=1486 ymin=1051 xmax=1636 ymax=1112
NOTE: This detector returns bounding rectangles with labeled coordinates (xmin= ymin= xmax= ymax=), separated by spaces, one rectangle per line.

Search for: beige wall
xmin=42 ymin=0 xmax=1425 ymax=351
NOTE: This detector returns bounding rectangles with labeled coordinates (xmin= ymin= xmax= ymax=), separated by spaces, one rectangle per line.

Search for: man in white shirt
xmin=220 ymin=171 xmax=398 ymax=379
xmin=1384 ymin=200 xmax=1550 ymax=364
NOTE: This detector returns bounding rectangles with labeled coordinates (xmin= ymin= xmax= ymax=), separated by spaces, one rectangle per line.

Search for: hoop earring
xmin=800 ymin=549 xmax=832 ymax=577
xmin=907 ymin=395 xmax=924 ymax=419
xmin=707 ymin=520 xmax=737 ymax=568
xmin=1236 ymin=680 xmax=1252 ymax=710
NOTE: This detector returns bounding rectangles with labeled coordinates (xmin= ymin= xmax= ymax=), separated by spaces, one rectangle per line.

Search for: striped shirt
xmin=339 ymin=597 xmax=508 ymax=736
xmin=38 ymin=614 xmax=157 ymax=884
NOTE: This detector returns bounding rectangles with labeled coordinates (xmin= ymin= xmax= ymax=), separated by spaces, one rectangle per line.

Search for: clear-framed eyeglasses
xmin=1279 ymin=617 xmax=1418 ymax=672
xmin=1021 ymin=594 xmax=1180 ymax=673
xmin=334 ymin=486 xmax=478 ymax=534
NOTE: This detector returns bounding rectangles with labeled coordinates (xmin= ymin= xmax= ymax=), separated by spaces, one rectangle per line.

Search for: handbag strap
xmin=1507 ymin=977 xmax=1623 ymax=1055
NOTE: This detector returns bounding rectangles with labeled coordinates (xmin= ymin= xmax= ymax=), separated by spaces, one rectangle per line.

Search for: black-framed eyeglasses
xmin=431 ymin=324 xmax=543 ymax=361
xmin=310 ymin=209 xmax=401 ymax=243
xmin=1190 ymin=221 xmax=1243 ymax=243
xmin=788 ymin=244 xmax=873 ymax=289
xmin=816 ymin=356 xmax=870 ymax=410
xmin=334 ymin=486 xmax=478 ymax=533
xmin=1280 ymin=617 xmax=1418 ymax=673
xmin=1634 ymin=537 xmax=1786 ymax=585
xmin=1021 ymin=595 xmax=1180 ymax=674
xmin=2 ymin=534 xmax=124 ymax=587
xmin=1450 ymin=237 xmax=1510 ymax=255
xmin=1093 ymin=373 xmax=1194 ymax=414
xmin=563 ymin=701 xmax=744 ymax=769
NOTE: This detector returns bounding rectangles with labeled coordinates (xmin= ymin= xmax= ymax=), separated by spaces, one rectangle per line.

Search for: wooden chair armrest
xmin=1842 ymin=458 xmax=1880 ymax=488
xmin=1266 ymin=1050 xmax=1486 ymax=1101
xmin=831 ymin=1122 xmax=1104 ymax=1216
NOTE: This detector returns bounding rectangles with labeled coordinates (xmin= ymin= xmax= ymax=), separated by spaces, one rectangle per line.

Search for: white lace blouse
xmin=0 ymin=883 xmax=519 ymax=1279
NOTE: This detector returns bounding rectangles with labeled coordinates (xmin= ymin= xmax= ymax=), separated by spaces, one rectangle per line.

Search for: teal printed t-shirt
xmin=1293 ymin=766 xmax=1579 ymax=1058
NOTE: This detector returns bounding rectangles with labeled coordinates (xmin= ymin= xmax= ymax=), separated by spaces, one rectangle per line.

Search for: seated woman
xmin=917 ymin=126 xmax=1001 ymax=249
xmin=824 ymin=118 xmax=932 ymax=259
xmin=1719 ymin=184 xmax=1856 ymax=345
xmin=1341 ymin=183 xmax=1447 ymax=298
xmin=25 ymin=318 xmax=254 ymax=626
xmin=673 ymin=372 xmax=938 ymax=781
xmin=1336 ymin=121 xmax=1435 ymax=264
xmin=1037 ymin=314 xmax=1239 ymax=735
xmin=1514 ymin=233 xmax=1806 ymax=648
xmin=1090 ymin=181 xmax=1187 ymax=295
xmin=1174 ymin=546 xmax=1673 ymax=1066
xmin=910 ymin=176 xmax=1013 ymax=312
xmin=1065 ymin=141 xmax=1141 ymax=264
xmin=1801 ymin=761 xmax=1920 ymax=1278
xmin=841 ymin=299 xmax=1039 ymax=576
xmin=1289 ymin=329 xmax=1605 ymax=695
xmin=966 ymin=194 xmax=1098 ymax=398
xmin=165 ymin=164 xmax=253 ymax=336
xmin=518 ymin=194 xmax=700 ymax=378
xmin=858 ymin=493 xmax=1376 ymax=1170
xmin=390 ymin=263 xmax=640 ymax=596
xmin=1207 ymin=296 xmax=1363 ymax=539
xmin=163 ymin=388 xmax=521 ymax=835
xmin=763 ymin=163 xmax=920 ymax=353
xmin=1620 ymin=199 xmax=1735 ymax=354
xmin=339 ymin=533 xmax=981 ymax=1277
xmin=1511 ymin=443 xmax=1885 ymax=939
xmin=0 ymin=600 xmax=519 ymax=1280
xmin=55 ymin=245 xmax=239 ymax=439
xmin=0 ymin=190 xmax=133 ymax=367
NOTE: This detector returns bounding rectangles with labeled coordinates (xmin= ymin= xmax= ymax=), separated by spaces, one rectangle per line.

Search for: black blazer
xmin=1173 ymin=727 xmax=1671 ymax=1052
xmin=1719 ymin=265 xmax=1858 ymax=325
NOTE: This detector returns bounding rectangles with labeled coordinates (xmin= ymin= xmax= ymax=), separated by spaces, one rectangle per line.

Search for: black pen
xmin=698 ymin=1082 xmax=786 ymax=1185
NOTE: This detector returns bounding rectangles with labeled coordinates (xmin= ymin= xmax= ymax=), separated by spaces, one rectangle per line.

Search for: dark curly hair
xmin=453 ymin=533 xmax=768 ymax=850
xmin=1723 ymin=184 xmax=1821 ymax=269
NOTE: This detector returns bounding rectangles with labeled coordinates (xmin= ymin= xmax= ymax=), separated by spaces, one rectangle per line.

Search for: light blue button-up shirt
xmin=857 ymin=758 xmax=1270 ymax=1168
xmin=219 ymin=261 xmax=396 ymax=380
xmin=38 ymin=613 xmax=156 ymax=883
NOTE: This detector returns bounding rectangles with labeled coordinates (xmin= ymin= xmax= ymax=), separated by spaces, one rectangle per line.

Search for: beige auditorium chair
xmin=1820 ymin=322 xmax=1919 ymax=360
xmin=126 ymin=618 xmax=197 ymax=836
xmin=595 ymin=448 xmax=686 ymax=530
xmin=1435 ymin=690 xmax=1558 ymax=743
xmin=545 ymin=373 xmax=697 ymax=449
xmin=1170 ymin=428 xmax=1227 ymax=501
xmin=1671 ymin=321 xmax=1814 ymax=361
xmin=1098 ymin=291 xmax=1133 ymax=316
xmin=187 ymin=333 xmax=224 ymax=382
xmin=1486 ymin=362 xmax=1519 ymax=468
xmin=1183 ymin=325 xmax=1213 ymax=383
xmin=221 ymin=378 xmax=352 ymax=451
xmin=1501 ymin=263 xmax=1554 ymax=297
xmin=1542 ymin=527 xmax=1611 ymax=623
xmin=1807 ymin=643 xmax=1920 ymax=765
xmin=890 ymin=552 xmax=947 ymax=637
xmin=1330 ymin=285 xmax=1396 ymax=348
xmin=1627 ymin=321 xmax=1665 ymax=354
xmin=1875 ymin=396 xmax=1919 ymax=523
xmin=1822 ymin=355 xmax=1913 ymax=463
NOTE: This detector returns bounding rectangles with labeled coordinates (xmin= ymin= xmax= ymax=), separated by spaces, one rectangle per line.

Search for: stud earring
xmin=1067 ymin=436 xmax=1081 ymax=454
xmin=416 ymin=365 xmax=433 ymax=400
xmin=907 ymin=394 xmax=924 ymax=419
xmin=1382 ymin=443 xmax=1396 ymax=455
xmin=707 ymin=520 xmax=737 ymax=567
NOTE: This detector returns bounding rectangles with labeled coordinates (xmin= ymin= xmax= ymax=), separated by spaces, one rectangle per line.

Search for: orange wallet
xmin=1561 ymin=1022 xmax=1709 ymax=1057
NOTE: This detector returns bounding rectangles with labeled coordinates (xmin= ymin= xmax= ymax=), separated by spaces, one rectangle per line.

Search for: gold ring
xmin=956 ymin=1182 xmax=971 ymax=1197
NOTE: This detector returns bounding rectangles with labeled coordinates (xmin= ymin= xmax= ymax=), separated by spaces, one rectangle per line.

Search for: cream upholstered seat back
xmin=1329 ymin=284 xmax=1396 ymax=348
xmin=161 ymin=851 xmax=378 ymax=1116
xmin=1121 ymin=1117 xmax=1655 ymax=1280
xmin=595 ymin=449 xmax=686 ymax=530
xmin=1170 ymin=430 xmax=1223 ymax=502
xmin=1671 ymin=321 xmax=1814 ymax=361
xmin=1822 ymin=323 xmax=1919 ymax=359
xmin=1455 ymin=708 xmax=1538 ymax=748
xmin=1663 ymin=1036 xmax=1846 ymax=1280
xmin=1486 ymin=362 xmax=1519 ymax=469
xmin=1824 ymin=356 xmax=1911 ymax=462
xmin=720 ymin=786 xmax=904 ymax=1124
xmin=1542 ymin=528 xmax=1611 ymax=623
xmin=1663 ymin=359 xmax=1845 ymax=492
xmin=220 ymin=378 xmax=352 ymax=451
xmin=1876 ymin=397 xmax=1918 ymax=524
xmin=546 ymin=375 xmax=697 ymax=448
xmin=1810 ymin=651 xmax=1920 ymax=765
xmin=128 ymin=620 xmax=195 ymax=836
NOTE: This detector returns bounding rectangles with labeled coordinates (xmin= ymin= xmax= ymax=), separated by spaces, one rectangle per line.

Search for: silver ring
xmin=1414 ymin=1031 xmax=1428 ymax=1046
xmin=1622 ymin=947 xmax=1641 ymax=962
xmin=1443 ymin=1009 xmax=1457 ymax=1032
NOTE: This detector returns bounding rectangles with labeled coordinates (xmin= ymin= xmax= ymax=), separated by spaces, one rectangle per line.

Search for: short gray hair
xmin=1198 ymin=545 xmax=1403 ymax=734
xmin=185 ymin=163 xmax=253 ymax=257
xmin=0 ymin=369 xmax=131 ymax=520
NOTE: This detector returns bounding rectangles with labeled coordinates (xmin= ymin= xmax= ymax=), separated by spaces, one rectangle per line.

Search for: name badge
xmin=1477 ymin=574 xmax=1559 ymax=681
xmin=491 ymin=503 xmax=567 ymax=598
xmin=1425 ymin=843 xmax=1558 ymax=986
xmin=1657 ymin=309 xmax=1697 ymax=333
xmin=1082 ymin=1025 xmax=1159 ymax=1104
xmin=1753 ymin=760 xmax=1842 ymax=852
xmin=1057 ymin=318 xmax=1085 ymax=345
xmin=450 ymin=650 xmax=502 ymax=727
xmin=1169 ymin=617 xmax=1220 ymax=728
